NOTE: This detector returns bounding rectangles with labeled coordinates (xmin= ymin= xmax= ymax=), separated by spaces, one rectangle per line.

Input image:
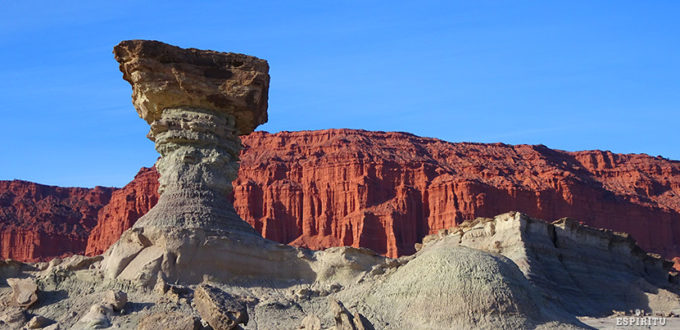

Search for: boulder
xmin=194 ymin=284 xmax=248 ymax=329
xmin=76 ymin=304 xmax=113 ymax=329
xmin=104 ymin=290 xmax=127 ymax=311
xmin=27 ymin=315 xmax=50 ymax=328
xmin=7 ymin=277 xmax=38 ymax=308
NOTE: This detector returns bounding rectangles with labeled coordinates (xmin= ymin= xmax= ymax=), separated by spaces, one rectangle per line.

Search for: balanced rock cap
xmin=114 ymin=40 xmax=269 ymax=135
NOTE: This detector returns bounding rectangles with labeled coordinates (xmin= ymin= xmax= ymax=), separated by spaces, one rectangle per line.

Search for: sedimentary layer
xmin=0 ymin=181 xmax=114 ymax=261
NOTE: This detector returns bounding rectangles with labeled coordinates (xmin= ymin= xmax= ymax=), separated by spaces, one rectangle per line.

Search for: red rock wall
xmin=84 ymin=167 xmax=159 ymax=256
xmin=231 ymin=130 xmax=680 ymax=258
xmin=0 ymin=181 xmax=114 ymax=261
xmin=3 ymin=129 xmax=680 ymax=261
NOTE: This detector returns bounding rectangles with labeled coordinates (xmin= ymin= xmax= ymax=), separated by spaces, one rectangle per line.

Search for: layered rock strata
xmin=0 ymin=180 xmax=114 ymax=261
xmin=419 ymin=212 xmax=680 ymax=317
xmin=83 ymin=129 xmax=680 ymax=261
xmin=4 ymin=129 xmax=680 ymax=264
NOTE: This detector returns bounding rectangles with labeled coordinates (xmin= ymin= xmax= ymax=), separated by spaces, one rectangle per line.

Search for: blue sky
xmin=1 ymin=1 xmax=678 ymax=187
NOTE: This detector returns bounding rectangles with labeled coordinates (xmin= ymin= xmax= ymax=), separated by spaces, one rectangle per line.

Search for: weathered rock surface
xmin=104 ymin=290 xmax=127 ymax=311
xmin=194 ymin=284 xmax=248 ymax=329
xmin=7 ymin=277 xmax=38 ymax=308
xmin=4 ymin=130 xmax=680 ymax=264
xmin=27 ymin=315 xmax=50 ymax=329
xmin=84 ymin=129 xmax=680 ymax=261
xmin=85 ymin=167 xmax=158 ymax=256
xmin=0 ymin=180 xmax=114 ymax=261
xmin=113 ymin=39 xmax=269 ymax=135
xmin=0 ymin=305 xmax=25 ymax=329
xmin=419 ymin=211 xmax=680 ymax=317
xmin=331 ymin=300 xmax=371 ymax=330
xmin=4 ymin=211 xmax=680 ymax=329
xmin=75 ymin=304 xmax=112 ymax=329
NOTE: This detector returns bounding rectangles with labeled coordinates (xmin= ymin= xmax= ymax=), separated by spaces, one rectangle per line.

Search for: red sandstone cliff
xmin=84 ymin=168 xmax=159 ymax=256
xmin=85 ymin=129 xmax=680 ymax=259
xmin=0 ymin=181 xmax=114 ymax=261
xmin=3 ymin=129 xmax=680 ymax=261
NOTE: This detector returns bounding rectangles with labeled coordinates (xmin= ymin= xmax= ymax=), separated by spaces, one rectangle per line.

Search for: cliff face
xmin=85 ymin=129 xmax=680 ymax=259
xmin=84 ymin=168 xmax=159 ymax=256
xmin=3 ymin=129 xmax=680 ymax=261
xmin=0 ymin=181 xmax=114 ymax=261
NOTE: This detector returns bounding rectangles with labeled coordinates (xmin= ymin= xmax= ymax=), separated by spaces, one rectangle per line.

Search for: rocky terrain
xmin=2 ymin=211 xmax=680 ymax=329
xmin=2 ymin=39 xmax=680 ymax=330
xmin=3 ymin=129 xmax=680 ymax=264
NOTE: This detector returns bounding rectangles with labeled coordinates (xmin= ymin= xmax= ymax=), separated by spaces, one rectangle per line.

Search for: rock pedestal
xmin=101 ymin=40 xmax=314 ymax=285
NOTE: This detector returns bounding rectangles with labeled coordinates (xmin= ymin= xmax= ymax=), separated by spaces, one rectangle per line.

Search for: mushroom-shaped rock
xmin=102 ymin=40 xmax=316 ymax=286
xmin=112 ymin=39 xmax=270 ymax=231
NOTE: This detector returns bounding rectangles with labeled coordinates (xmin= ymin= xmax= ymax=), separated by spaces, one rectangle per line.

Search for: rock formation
xmin=85 ymin=167 xmax=158 ymax=256
xmin=101 ymin=40 xmax=313 ymax=285
xmin=4 ymin=211 xmax=680 ymax=329
xmin=0 ymin=180 xmax=114 ymax=261
xmin=3 ymin=129 xmax=680 ymax=265
xmin=419 ymin=212 xmax=680 ymax=317
xmin=84 ymin=130 xmax=680 ymax=261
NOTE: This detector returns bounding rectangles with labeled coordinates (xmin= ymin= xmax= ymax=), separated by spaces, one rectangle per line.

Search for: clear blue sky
xmin=1 ymin=1 xmax=678 ymax=188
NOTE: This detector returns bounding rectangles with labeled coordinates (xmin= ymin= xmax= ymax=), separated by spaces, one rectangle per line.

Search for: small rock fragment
xmin=194 ymin=284 xmax=248 ymax=330
xmin=27 ymin=315 xmax=50 ymax=328
xmin=104 ymin=290 xmax=128 ymax=311
xmin=298 ymin=314 xmax=321 ymax=330
xmin=136 ymin=312 xmax=198 ymax=330
xmin=77 ymin=304 xmax=112 ymax=329
xmin=7 ymin=277 xmax=38 ymax=308
xmin=331 ymin=300 xmax=373 ymax=330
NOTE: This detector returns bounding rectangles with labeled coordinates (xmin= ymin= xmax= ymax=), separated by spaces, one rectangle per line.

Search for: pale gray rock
xmin=420 ymin=211 xmax=680 ymax=318
xmin=76 ymin=304 xmax=113 ymax=329
xmin=363 ymin=244 xmax=582 ymax=329
xmin=27 ymin=315 xmax=50 ymax=328
xmin=104 ymin=290 xmax=127 ymax=311
xmin=46 ymin=255 xmax=103 ymax=272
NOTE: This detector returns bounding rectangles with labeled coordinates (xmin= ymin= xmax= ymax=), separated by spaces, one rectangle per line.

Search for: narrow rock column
xmin=137 ymin=106 xmax=255 ymax=234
